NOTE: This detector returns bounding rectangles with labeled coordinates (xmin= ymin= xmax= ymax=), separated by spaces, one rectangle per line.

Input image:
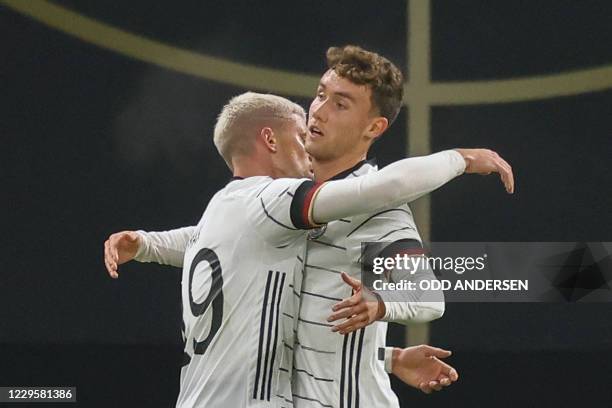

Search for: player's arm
xmin=376 ymin=239 xmax=445 ymax=324
xmin=380 ymin=345 xmax=459 ymax=394
xmin=331 ymin=214 xmax=444 ymax=332
xmin=309 ymin=148 xmax=513 ymax=226
xmin=104 ymin=226 xmax=195 ymax=279
xmin=328 ymin=263 xmax=444 ymax=334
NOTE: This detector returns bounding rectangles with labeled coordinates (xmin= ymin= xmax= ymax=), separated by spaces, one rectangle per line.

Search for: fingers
xmin=420 ymin=345 xmax=452 ymax=359
xmin=328 ymin=304 xmax=361 ymax=322
xmin=340 ymin=271 xmax=362 ymax=291
xmin=439 ymin=377 xmax=452 ymax=386
xmin=331 ymin=314 xmax=368 ymax=334
xmin=485 ymin=150 xmax=514 ymax=194
xmin=492 ymin=157 xmax=513 ymax=193
xmin=419 ymin=377 xmax=452 ymax=394
xmin=419 ymin=381 xmax=442 ymax=394
xmin=331 ymin=292 xmax=361 ymax=312
xmin=498 ymin=157 xmax=514 ymax=193
xmin=110 ymin=235 xmax=121 ymax=264
xmin=104 ymin=239 xmax=119 ymax=279
xmin=125 ymin=231 xmax=139 ymax=242
xmin=327 ymin=304 xmax=368 ymax=328
xmin=428 ymin=381 xmax=443 ymax=391
xmin=433 ymin=357 xmax=459 ymax=382
xmin=418 ymin=382 xmax=433 ymax=394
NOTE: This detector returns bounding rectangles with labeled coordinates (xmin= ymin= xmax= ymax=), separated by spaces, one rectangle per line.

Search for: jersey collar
xmin=328 ymin=158 xmax=377 ymax=181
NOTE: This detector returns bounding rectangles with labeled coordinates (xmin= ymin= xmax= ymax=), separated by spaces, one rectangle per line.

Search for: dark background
xmin=2 ymin=0 xmax=611 ymax=406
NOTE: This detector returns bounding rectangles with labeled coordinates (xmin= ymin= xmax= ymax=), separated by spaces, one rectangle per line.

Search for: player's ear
xmin=261 ymin=127 xmax=277 ymax=153
xmin=364 ymin=116 xmax=388 ymax=142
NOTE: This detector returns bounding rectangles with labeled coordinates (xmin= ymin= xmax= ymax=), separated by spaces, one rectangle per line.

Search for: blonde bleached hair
xmin=213 ymin=92 xmax=306 ymax=169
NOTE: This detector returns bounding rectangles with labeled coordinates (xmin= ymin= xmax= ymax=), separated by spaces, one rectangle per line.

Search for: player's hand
xmin=454 ymin=148 xmax=514 ymax=194
xmin=391 ymin=345 xmax=459 ymax=394
xmin=104 ymin=231 xmax=141 ymax=279
xmin=327 ymin=272 xmax=385 ymax=334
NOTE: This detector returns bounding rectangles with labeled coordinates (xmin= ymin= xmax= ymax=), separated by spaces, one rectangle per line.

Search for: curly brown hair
xmin=326 ymin=45 xmax=404 ymax=125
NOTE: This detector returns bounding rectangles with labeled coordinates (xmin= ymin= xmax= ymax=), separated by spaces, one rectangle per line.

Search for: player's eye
xmin=336 ymin=101 xmax=347 ymax=110
xmin=317 ymin=91 xmax=325 ymax=100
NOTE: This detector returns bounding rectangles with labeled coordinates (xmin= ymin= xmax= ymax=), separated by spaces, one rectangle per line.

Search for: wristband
xmin=377 ymin=347 xmax=394 ymax=373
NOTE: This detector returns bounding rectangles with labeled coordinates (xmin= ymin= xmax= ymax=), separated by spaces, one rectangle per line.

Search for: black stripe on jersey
xmin=256 ymin=180 xmax=274 ymax=197
xmin=293 ymin=394 xmax=333 ymax=408
xmin=283 ymin=341 xmax=293 ymax=351
xmin=379 ymin=238 xmax=423 ymax=256
xmin=310 ymin=239 xmax=347 ymax=251
xmin=282 ymin=312 xmax=294 ymax=319
xmin=338 ymin=218 xmax=351 ymax=223
xmin=346 ymin=208 xmax=412 ymax=238
xmin=297 ymin=255 xmax=304 ymax=263
xmin=181 ymin=352 xmax=191 ymax=367
xmin=267 ymin=272 xmax=286 ymax=400
xmin=261 ymin=198 xmax=299 ymax=230
xmin=340 ymin=330 xmax=363 ymax=408
xmin=354 ymin=328 xmax=365 ymax=408
xmin=357 ymin=238 xmax=423 ymax=264
xmin=298 ymin=317 xmax=333 ymax=327
xmin=289 ymin=180 xmax=320 ymax=229
xmin=253 ymin=271 xmax=274 ymax=399
xmin=180 ymin=305 xmax=191 ymax=367
xmin=339 ymin=334 xmax=349 ymax=408
xmin=377 ymin=226 xmax=415 ymax=241
xmin=294 ymin=367 xmax=335 ymax=383
xmin=260 ymin=271 xmax=281 ymax=400
xmin=277 ymin=185 xmax=291 ymax=197
xmin=295 ymin=338 xmax=335 ymax=355
xmin=347 ymin=332 xmax=357 ymax=408
xmin=305 ymin=263 xmax=343 ymax=275
xmin=300 ymin=289 xmax=342 ymax=302
xmin=276 ymin=394 xmax=294 ymax=405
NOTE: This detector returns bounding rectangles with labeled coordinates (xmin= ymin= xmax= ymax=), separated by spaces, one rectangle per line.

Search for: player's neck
xmin=232 ymin=157 xmax=275 ymax=179
xmin=312 ymin=153 xmax=368 ymax=182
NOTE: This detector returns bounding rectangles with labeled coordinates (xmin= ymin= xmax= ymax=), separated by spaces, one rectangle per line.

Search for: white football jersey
xmin=292 ymin=161 xmax=423 ymax=408
xmin=176 ymin=176 xmax=319 ymax=408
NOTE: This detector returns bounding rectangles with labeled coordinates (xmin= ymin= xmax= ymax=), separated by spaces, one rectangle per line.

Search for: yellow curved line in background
xmin=409 ymin=65 xmax=612 ymax=105
xmin=1 ymin=0 xmax=319 ymax=97
xmin=3 ymin=0 xmax=612 ymax=104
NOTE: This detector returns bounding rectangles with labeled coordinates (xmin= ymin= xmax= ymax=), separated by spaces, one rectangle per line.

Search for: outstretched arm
xmin=310 ymin=148 xmax=513 ymax=225
xmin=104 ymin=226 xmax=195 ymax=278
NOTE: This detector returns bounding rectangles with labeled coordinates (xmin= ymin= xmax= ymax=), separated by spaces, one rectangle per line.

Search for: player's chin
xmin=304 ymin=136 xmax=323 ymax=151
xmin=305 ymin=141 xmax=331 ymax=161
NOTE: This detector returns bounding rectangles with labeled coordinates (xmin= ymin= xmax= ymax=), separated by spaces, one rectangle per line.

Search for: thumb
xmin=341 ymin=272 xmax=362 ymax=291
xmin=125 ymin=231 xmax=140 ymax=242
xmin=421 ymin=345 xmax=452 ymax=359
